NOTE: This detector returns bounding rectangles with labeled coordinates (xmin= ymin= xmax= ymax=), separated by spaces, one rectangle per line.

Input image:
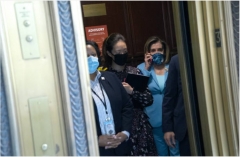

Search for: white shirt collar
xmin=90 ymin=70 xmax=101 ymax=87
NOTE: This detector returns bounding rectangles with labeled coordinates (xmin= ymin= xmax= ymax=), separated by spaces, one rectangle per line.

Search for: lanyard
xmin=91 ymin=83 xmax=108 ymax=115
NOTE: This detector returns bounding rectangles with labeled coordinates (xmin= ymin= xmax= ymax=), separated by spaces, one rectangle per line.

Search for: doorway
xmin=79 ymin=1 xmax=204 ymax=155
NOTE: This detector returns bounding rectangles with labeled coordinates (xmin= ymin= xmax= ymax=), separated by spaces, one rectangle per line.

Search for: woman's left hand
xmin=122 ymin=82 xmax=133 ymax=95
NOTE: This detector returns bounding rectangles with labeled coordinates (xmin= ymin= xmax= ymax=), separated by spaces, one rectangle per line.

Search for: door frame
xmin=172 ymin=1 xmax=239 ymax=156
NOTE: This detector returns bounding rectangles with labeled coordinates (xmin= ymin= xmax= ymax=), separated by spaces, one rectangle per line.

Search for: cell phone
xmin=171 ymin=143 xmax=176 ymax=148
xmin=148 ymin=58 xmax=152 ymax=63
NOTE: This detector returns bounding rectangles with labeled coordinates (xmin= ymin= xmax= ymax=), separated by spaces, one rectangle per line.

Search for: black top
xmin=108 ymin=66 xmax=153 ymax=108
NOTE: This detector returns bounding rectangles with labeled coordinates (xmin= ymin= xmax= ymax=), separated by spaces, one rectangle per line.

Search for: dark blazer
xmin=92 ymin=71 xmax=133 ymax=156
xmin=162 ymin=54 xmax=187 ymax=142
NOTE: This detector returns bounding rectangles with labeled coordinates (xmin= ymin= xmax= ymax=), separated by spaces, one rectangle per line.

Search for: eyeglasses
xmin=112 ymin=49 xmax=128 ymax=55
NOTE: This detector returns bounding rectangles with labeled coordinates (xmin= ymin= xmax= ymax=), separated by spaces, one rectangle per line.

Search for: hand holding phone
xmin=164 ymin=132 xmax=176 ymax=148
xmin=144 ymin=53 xmax=152 ymax=70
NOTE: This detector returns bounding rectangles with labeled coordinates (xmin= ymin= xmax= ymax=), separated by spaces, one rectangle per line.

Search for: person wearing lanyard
xmin=86 ymin=40 xmax=133 ymax=156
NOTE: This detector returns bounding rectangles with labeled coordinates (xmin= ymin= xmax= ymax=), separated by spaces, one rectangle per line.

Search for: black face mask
xmin=113 ymin=53 xmax=128 ymax=66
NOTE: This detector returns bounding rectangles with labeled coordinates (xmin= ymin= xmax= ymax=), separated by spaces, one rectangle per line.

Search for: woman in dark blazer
xmin=86 ymin=40 xmax=133 ymax=156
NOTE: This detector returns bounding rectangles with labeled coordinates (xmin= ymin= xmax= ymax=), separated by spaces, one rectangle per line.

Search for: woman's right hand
xmin=122 ymin=82 xmax=133 ymax=95
xmin=144 ymin=52 xmax=152 ymax=70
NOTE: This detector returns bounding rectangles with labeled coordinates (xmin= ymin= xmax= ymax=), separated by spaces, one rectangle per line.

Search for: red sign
xmin=85 ymin=25 xmax=108 ymax=54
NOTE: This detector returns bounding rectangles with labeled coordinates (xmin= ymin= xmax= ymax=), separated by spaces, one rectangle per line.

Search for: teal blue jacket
xmin=137 ymin=63 xmax=169 ymax=127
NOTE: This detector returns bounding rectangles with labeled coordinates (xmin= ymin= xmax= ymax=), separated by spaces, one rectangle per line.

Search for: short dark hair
xmin=102 ymin=33 xmax=126 ymax=68
xmin=86 ymin=40 xmax=102 ymax=66
xmin=144 ymin=36 xmax=170 ymax=64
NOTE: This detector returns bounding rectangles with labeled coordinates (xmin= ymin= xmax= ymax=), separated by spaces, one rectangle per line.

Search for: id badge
xmin=104 ymin=119 xmax=115 ymax=135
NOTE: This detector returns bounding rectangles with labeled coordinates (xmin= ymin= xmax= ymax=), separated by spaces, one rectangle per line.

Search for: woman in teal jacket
xmin=137 ymin=36 xmax=180 ymax=156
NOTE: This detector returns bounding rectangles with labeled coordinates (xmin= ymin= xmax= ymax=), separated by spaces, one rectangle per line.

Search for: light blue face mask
xmin=152 ymin=53 xmax=165 ymax=65
xmin=88 ymin=56 xmax=99 ymax=74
